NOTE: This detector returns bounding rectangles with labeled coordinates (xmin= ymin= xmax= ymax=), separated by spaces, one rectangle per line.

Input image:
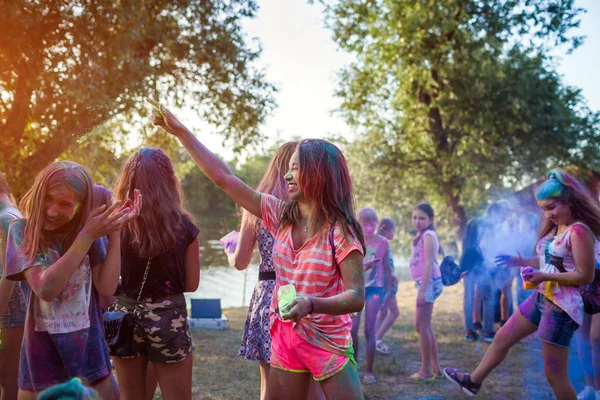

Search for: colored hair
xmin=413 ymin=203 xmax=435 ymax=246
xmin=280 ymin=139 xmax=366 ymax=252
xmin=39 ymin=377 xmax=101 ymax=400
xmin=93 ymin=184 xmax=113 ymax=209
xmin=358 ymin=207 xmax=378 ymax=223
xmin=536 ymin=169 xmax=600 ymax=239
xmin=246 ymin=141 xmax=298 ymax=229
xmin=114 ymin=147 xmax=192 ymax=258
xmin=19 ymin=161 xmax=94 ymax=261
xmin=377 ymin=218 xmax=396 ymax=235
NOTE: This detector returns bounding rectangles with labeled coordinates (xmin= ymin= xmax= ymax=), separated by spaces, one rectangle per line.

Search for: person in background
xmin=375 ymin=218 xmax=399 ymax=355
xmin=223 ymin=141 xmax=300 ymax=400
xmin=408 ymin=203 xmax=443 ymax=381
xmin=445 ymin=169 xmax=598 ymax=399
xmin=352 ymin=208 xmax=392 ymax=384
xmin=0 ymin=171 xmax=26 ymax=400
xmin=111 ymin=148 xmax=200 ymax=400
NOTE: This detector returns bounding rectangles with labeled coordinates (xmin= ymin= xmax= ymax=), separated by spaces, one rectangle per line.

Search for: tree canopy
xmin=322 ymin=0 xmax=600 ymax=238
xmin=0 ymin=0 xmax=276 ymax=198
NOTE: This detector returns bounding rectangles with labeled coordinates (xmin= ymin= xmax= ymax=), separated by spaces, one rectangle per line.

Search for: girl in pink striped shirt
xmin=151 ymin=102 xmax=367 ymax=399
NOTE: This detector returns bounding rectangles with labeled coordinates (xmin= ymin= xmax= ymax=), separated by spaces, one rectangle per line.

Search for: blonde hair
xmin=19 ymin=162 xmax=94 ymax=260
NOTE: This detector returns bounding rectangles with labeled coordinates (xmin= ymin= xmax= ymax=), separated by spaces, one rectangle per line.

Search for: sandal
xmin=375 ymin=340 xmax=390 ymax=355
xmin=407 ymin=372 xmax=435 ymax=383
xmin=362 ymin=374 xmax=376 ymax=385
xmin=443 ymin=368 xmax=481 ymax=397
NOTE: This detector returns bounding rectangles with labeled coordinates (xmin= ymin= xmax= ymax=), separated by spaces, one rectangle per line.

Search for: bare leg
xmin=268 ymin=368 xmax=311 ymax=400
xmin=112 ymin=356 xmax=149 ymax=400
xmin=17 ymin=390 xmax=36 ymax=400
xmin=259 ymin=361 xmax=270 ymax=400
xmin=307 ymin=378 xmax=325 ymax=400
xmin=542 ymin=341 xmax=576 ymax=400
xmin=319 ymin=362 xmax=363 ymax=400
xmin=0 ymin=326 xmax=24 ymax=400
xmin=414 ymin=302 xmax=434 ymax=377
xmin=428 ymin=323 xmax=441 ymax=376
xmin=500 ymin=276 xmax=514 ymax=322
xmin=470 ymin=309 xmax=537 ymax=384
xmin=146 ymin=362 xmax=159 ymax=400
xmin=376 ymin=304 xmax=388 ymax=336
xmin=91 ymin=373 xmax=120 ymax=400
xmin=364 ymin=297 xmax=384 ymax=376
xmin=153 ymin=354 xmax=193 ymax=400
xmin=376 ymin=297 xmax=400 ymax=341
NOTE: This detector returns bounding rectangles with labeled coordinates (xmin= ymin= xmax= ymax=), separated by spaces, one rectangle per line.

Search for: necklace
xmin=304 ymin=223 xmax=309 ymax=234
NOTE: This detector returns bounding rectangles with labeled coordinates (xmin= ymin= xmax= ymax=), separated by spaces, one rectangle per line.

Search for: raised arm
xmin=22 ymin=202 xmax=131 ymax=302
xmin=225 ymin=212 xmax=257 ymax=271
xmin=148 ymin=100 xmax=262 ymax=218
xmin=93 ymin=191 xmax=141 ymax=297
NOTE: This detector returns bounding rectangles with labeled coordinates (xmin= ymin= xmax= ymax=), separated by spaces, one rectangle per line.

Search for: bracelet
xmin=308 ymin=297 xmax=314 ymax=314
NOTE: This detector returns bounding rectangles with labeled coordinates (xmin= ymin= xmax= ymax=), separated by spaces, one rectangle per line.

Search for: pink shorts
xmin=270 ymin=318 xmax=351 ymax=381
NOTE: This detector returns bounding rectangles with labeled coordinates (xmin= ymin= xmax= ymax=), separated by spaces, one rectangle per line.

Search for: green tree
xmin=0 ymin=0 xmax=276 ymax=198
xmin=322 ymin=0 xmax=600 ymax=238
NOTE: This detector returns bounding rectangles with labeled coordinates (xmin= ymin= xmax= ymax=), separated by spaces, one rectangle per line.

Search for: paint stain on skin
xmin=68 ymin=202 xmax=81 ymax=222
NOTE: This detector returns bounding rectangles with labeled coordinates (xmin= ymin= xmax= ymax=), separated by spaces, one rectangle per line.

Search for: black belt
xmin=258 ymin=271 xmax=276 ymax=281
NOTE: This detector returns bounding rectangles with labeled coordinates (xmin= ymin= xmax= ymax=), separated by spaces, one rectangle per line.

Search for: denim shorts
xmin=519 ymin=292 xmax=579 ymax=348
xmin=415 ymin=277 xmax=443 ymax=303
xmin=365 ymin=287 xmax=385 ymax=301
xmin=0 ymin=281 xmax=29 ymax=328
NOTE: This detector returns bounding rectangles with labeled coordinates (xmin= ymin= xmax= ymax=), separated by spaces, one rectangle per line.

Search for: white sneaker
xmin=577 ymin=386 xmax=595 ymax=400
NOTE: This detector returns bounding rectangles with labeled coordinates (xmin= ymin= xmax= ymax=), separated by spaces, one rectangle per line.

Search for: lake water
xmin=187 ymin=230 xmax=411 ymax=309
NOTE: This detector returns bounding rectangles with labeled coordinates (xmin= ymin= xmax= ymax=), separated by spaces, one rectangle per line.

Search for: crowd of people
xmin=0 ymin=99 xmax=598 ymax=400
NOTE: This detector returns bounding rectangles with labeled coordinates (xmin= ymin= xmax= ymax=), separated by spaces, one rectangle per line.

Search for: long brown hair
xmin=246 ymin=141 xmax=298 ymax=229
xmin=537 ymin=169 xmax=600 ymax=240
xmin=19 ymin=161 xmax=94 ymax=260
xmin=280 ymin=139 xmax=366 ymax=252
xmin=114 ymin=147 xmax=192 ymax=258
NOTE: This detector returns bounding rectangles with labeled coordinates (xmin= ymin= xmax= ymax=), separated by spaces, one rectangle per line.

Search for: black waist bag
xmin=103 ymin=311 xmax=135 ymax=357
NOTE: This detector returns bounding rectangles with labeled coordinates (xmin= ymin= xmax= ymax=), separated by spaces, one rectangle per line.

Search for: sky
xmin=178 ymin=0 xmax=600 ymax=160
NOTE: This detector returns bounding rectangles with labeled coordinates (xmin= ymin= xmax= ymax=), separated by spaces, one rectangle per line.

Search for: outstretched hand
xmin=114 ymin=189 xmax=142 ymax=230
xmin=83 ymin=190 xmax=142 ymax=240
xmin=495 ymin=254 xmax=522 ymax=268
xmin=146 ymin=99 xmax=187 ymax=136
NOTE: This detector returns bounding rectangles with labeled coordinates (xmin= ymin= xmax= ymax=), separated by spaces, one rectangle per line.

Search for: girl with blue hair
xmin=444 ymin=169 xmax=600 ymax=399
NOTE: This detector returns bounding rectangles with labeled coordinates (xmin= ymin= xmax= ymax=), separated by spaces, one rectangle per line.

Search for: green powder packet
xmin=278 ymin=284 xmax=297 ymax=317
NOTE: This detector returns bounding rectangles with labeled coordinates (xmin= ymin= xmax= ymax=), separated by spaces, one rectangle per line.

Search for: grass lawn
xmin=175 ymin=281 xmax=585 ymax=399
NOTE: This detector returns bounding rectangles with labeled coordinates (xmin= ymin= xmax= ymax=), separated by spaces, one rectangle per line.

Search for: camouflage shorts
xmin=112 ymin=293 xmax=192 ymax=363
